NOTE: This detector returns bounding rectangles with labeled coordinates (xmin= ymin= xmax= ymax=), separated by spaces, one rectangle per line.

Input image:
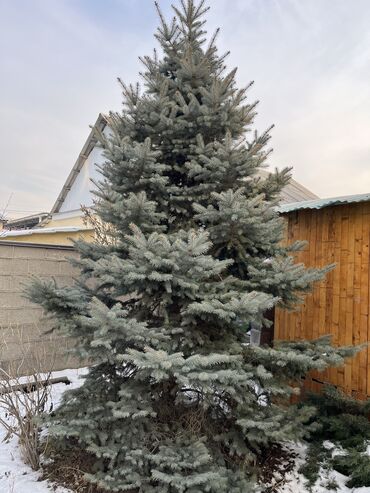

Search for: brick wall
xmin=0 ymin=241 xmax=81 ymax=374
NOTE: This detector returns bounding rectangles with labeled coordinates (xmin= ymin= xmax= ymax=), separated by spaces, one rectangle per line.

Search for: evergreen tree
xmin=27 ymin=2 xmax=357 ymax=491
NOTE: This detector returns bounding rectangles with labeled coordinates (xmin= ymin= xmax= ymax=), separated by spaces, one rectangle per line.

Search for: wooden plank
xmin=302 ymin=212 xmax=310 ymax=266
xmin=326 ymin=208 xmax=336 ymax=289
xmin=332 ymin=207 xmax=342 ymax=298
xmin=338 ymin=205 xmax=349 ymax=390
xmin=319 ymin=208 xmax=327 ymax=318
xmin=274 ymin=308 xmax=281 ymax=340
xmin=344 ymin=205 xmax=356 ymax=393
xmin=299 ymin=211 xmax=312 ymax=341
xmin=360 ymin=207 xmax=370 ymax=396
xmin=1 ymin=376 xmax=71 ymax=395
xmin=312 ymin=211 xmax=322 ymax=340
xmin=275 ymin=305 xmax=285 ymax=341
xmin=306 ymin=210 xmax=317 ymax=343
xmin=360 ymin=314 xmax=368 ymax=396
xmin=309 ymin=211 xmax=324 ymax=385
xmin=322 ymin=208 xmax=335 ymax=383
xmin=279 ymin=305 xmax=287 ymax=341
xmin=352 ymin=205 xmax=363 ymax=393
xmin=279 ymin=217 xmax=288 ymax=248
xmin=329 ymin=207 xmax=342 ymax=386
xmin=363 ymin=195 xmax=370 ymax=394
xmin=296 ymin=210 xmax=310 ymax=340
xmin=290 ymin=309 xmax=297 ymax=341
xmin=318 ymin=212 xmax=328 ymax=337
xmin=360 ymin=208 xmax=369 ymax=317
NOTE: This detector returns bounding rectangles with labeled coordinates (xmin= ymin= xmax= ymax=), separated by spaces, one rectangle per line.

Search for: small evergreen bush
xmin=332 ymin=450 xmax=370 ymax=488
xmin=301 ymin=385 xmax=370 ymax=488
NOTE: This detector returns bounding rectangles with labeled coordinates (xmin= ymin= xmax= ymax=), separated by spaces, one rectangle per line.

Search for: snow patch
xmin=0 ymin=368 xmax=86 ymax=493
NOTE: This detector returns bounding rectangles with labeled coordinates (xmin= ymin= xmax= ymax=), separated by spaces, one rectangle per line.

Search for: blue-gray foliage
xmin=26 ymin=2 xmax=357 ymax=491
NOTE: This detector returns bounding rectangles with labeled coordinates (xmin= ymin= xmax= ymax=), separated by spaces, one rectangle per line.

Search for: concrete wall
xmin=0 ymin=241 xmax=80 ymax=374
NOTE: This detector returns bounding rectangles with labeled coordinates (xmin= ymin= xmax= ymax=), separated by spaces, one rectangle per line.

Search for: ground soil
xmin=258 ymin=444 xmax=297 ymax=492
xmin=42 ymin=441 xmax=296 ymax=493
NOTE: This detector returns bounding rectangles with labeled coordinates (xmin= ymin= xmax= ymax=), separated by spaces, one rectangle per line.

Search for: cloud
xmin=1 ymin=0 xmax=370 ymax=217
xmin=207 ymin=0 xmax=370 ymax=196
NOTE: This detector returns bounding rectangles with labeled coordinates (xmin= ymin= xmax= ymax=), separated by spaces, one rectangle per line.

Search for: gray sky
xmin=1 ymin=0 xmax=370 ymax=218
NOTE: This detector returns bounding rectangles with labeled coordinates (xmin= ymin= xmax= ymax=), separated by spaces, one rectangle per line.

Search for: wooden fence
xmin=275 ymin=201 xmax=370 ymax=399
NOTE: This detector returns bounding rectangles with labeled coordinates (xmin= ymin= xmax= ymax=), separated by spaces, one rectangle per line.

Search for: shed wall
xmin=275 ymin=202 xmax=370 ymax=398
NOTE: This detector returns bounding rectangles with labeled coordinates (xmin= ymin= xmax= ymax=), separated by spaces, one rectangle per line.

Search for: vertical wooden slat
xmin=312 ymin=210 xmax=322 ymax=341
xmin=337 ymin=206 xmax=349 ymax=390
xmin=359 ymin=204 xmax=369 ymax=396
xmin=344 ymin=206 xmax=355 ymax=393
xmin=299 ymin=211 xmax=311 ymax=340
xmin=363 ymin=205 xmax=370 ymax=397
xmin=277 ymin=202 xmax=370 ymax=398
xmin=307 ymin=211 xmax=317 ymax=343
xmin=350 ymin=205 xmax=362 ymax=393
xmin=329 ymin=207 xmax=342 ymax=386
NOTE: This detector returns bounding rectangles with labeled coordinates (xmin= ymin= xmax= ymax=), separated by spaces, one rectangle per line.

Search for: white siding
xmin=59 ymin=145 xmax=105 ymax=212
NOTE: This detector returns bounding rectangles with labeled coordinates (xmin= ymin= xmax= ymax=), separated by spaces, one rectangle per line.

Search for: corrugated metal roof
xmin=278 ymin=192 xmax=370 ymax=213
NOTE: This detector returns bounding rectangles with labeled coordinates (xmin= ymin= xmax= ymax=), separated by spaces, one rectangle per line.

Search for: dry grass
xmin=43 ymin=446 xmax=103 ymax=493
xmin=42 ymin=444 xmax=137 ymax=493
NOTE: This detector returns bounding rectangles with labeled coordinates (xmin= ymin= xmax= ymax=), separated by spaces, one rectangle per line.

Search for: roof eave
xmin=0 ymin=226 xmax=92 ymax=238
xmin=278 ymin=192 xmax=370 ymax=213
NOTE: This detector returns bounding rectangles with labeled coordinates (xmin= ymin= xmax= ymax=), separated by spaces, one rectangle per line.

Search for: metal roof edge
xmin=278 ymin=192 xmax=370 ymax=213
xmin=50 ymin=113 xmax=107 ymax=214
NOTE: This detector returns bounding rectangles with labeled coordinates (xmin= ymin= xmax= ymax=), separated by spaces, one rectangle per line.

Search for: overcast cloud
xmin=1 ymin=0 xmax=370 ymax=218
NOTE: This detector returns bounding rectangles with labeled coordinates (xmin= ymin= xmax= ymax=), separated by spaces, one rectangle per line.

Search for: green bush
xmin=302 ymin=385 xmax=370 ymax=488
xmin=331 ymin=450 xmax=370 ymax=488
xmin=298 ymin=442 xmax=328 ymax=487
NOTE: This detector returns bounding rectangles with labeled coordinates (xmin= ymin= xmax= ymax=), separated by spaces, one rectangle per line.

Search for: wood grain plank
xmin=360 ymin=207 xmax=370 ymax=396
xmin=352 ymin=206 xmax=363 ymax=393
xmin=312 ymin=210 xmax=322 ymax=340
xmin=306 ymin=211 xmax=317 ymax=342
xmin=338 ymin=206 xmax=349 ymax=390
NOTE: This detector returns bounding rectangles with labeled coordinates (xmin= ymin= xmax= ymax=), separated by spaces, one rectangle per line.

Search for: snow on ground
xmin=276 ymin=442 xmax=370 ymax=493
xmin=0 ymin=367 xmax=87 ymax=493
xmin=0 ymin=367 xmax=369 ymax=493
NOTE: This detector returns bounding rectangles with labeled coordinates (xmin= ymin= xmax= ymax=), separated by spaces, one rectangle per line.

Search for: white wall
xmin=59 ymin=145 xmax=105 ymax=212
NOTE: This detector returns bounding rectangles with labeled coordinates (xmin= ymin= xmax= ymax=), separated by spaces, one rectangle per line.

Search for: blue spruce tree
xmin=27 ymin=1 xmax=356 ymax=491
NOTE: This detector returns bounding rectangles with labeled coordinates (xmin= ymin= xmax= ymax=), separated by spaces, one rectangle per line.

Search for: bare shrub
xmin=81 ymin=204 xmax=117 ymax=246
xmin=0 ymin=325 xmax=56 ymax=470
